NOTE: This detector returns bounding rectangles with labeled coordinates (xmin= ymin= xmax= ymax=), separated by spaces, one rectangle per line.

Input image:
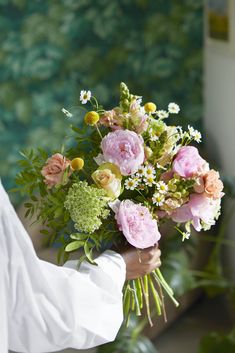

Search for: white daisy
xmin=61 ymin=108 xmax=73 ymax=118
xmin=193 ymin=130 xmax=202 ymax=143
xmin=144 ymin=165 xmax=156 ymax=177
xmin=156 ymin=181 xmax=168 ymax=194
xmin=168 ymin=102 xmax=180 ymax=114
xmin=80 ymin=90 xmax=91 ymax=104
xmin=156 ymin=110 xmax=169 ymax=119
xmin=152 ymin=192 xmax=165 ymax=206
xmin=144 ymin=175 xmax=156 ymax=187
xmin=136 ymin=165 xmax=145 ymax=177
xmin=125 ymin=178 xmax=139 ymax=190
xmin=188 ymin=125 xmax=195 ymax=136
xmin=182 ymin=231 xmax=190 ymax=242
xmin=187 ymin=125 xmax=202 ymax=143
xmin=149 ymin=128 xmax=160 ymax=142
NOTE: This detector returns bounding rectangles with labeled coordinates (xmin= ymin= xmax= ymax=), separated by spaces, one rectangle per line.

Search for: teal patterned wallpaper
xmin=0 ymin=0 xmax=203 ymax=201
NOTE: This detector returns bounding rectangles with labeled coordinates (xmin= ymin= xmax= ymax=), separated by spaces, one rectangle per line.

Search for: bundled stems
xmin=140 ymin=276 xmax=153 ymax=327
xmin=123 ymin=268 xmax=179 ymax=326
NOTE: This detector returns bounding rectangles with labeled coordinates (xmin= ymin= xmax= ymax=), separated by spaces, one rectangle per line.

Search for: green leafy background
xmin=0 ymin=0 xmax=203 ymax=202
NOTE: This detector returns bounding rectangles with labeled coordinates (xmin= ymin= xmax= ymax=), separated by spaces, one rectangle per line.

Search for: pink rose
xmin=101 ymin=130 xmax=145 ymax=176
xmin=193 ymin=169 xmax=224 ymax=199
xmin=204 ymin=169 xmax=224 ymax=199
xmin=41 ymin=153 xmax=72 ymax=188
xmin=172 ymin=146 xmax=209 ymax=178
xmin=99 ymin=109 xmax=123 ymax=130
xmin=129 ymin=101 xmax=148 ymax=134
xmin=114 ymin=199 xmax=161 ymax=249
xmin=171 ymin=193 xmax=221 ymax=231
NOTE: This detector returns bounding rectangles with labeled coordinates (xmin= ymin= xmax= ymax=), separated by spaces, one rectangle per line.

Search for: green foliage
xmin=97 ymin=315 xmax=158 ymax=353
xmin=199 ymin=331 xmax=235 ymax=353
xmin=163 ymin=250 xmax=196 ymax=296
xmin=0 ymin=0 xmax=203 ymax=200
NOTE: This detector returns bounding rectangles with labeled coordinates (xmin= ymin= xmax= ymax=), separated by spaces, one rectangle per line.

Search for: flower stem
xmin=148 ymin=274 xmax=162 ymax=316
xmin=153 ymin=269 xmax=179 ymax=307
xmin=140 ymin=276 xmax=153 ymax=327
xmin=95 ymin=124 xmax=103 ymax=139
xmin=131 ymin=280 xmax=141 ymax=316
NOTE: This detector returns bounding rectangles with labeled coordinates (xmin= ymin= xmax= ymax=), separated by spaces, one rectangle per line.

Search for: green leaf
xmin=24 ymin=202 xmax=33 ymax=208
xmin=84 ymin=242 xmax=95 ymax=264
xmin=65 ymin=240 xmax=84 ymax=252
xmin=70 ymin=232 xmax=89 ymax=241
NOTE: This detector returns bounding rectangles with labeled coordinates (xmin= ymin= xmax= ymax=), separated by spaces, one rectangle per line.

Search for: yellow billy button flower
xmin=71 ymin=157 xmax=84 ymax=170
xmin=84 ymin=111 xmax=100 ymax=126
xmin=144 ymin=102 xmax=157 ymax=113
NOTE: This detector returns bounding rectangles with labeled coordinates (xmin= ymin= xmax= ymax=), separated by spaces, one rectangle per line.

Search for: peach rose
xmin=92 ymin=163 xmax=122 ymax=199
xmin=204 ymin=169 xmax=224 ymax=199
xmin=41 ymin=153 xmax=72 ymax=188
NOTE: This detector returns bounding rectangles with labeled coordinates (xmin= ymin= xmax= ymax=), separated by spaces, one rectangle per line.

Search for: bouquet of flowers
xmin=16 ymin=83 xmax=224 ymax=326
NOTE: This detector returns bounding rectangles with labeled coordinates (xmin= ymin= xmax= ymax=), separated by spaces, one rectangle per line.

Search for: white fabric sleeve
xmin=0 ymin=182 xmax=126 ymax=353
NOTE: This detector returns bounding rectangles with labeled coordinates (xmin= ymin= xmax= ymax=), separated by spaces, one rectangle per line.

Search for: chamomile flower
xmin=61 ymin=108 xmax=73 ymax=118
xmin=136 ymin=165 xmax=145 ymax=177
xmin=125 ymin=178 xmax=139 ymax=190
xmin=182 ymin=231 xmax=190 ymax=242
xmin=144 ymin=164 xmax=156 ymax=177
xmin=176 ymin=126 xmax=186 ymax=139
xmin=144 ymin=175 xmax=156 ymax=187
xmin=188 ymin=125 xmax=195 ymax=136
xmin=152 ymin=192 xmax=165 ymax=206
xmin=188 ymin=125 xmax=202 ymax=143
xmin=156 ymin=110 xmax=169 ymax=119
xmin=193 ymin=130 xmax=202 ymax=143
xmin=156 ymin=181 xmax=168 ymax=194
xmin=80 ymin=90 xmax=91 ymax=104
xmin=168 ymin=102 xmax=180 ymax=114
xmin=149 ymin=128 xmax=160 ymax=142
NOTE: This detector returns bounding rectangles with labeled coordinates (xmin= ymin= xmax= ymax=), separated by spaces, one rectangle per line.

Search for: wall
xmin=204 ymin=0 xmax=235 ymax=280
xmin=0 ymin=0 xmax=203 ymax=203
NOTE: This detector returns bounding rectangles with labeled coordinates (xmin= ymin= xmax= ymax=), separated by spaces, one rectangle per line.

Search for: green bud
xmin=168 ymin=183 xmax=177 ymax=192
xmin=173 ymin=192 xmax=182 ymax=199
xmin=181 ymin=189 xmax=188 ymax=197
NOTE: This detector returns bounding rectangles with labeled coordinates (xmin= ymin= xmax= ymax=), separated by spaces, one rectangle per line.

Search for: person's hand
xmin=120 ymin=245 xmax=161 ymax=280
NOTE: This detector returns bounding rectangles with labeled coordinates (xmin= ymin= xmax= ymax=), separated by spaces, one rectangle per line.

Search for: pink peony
xmin=114 ymin=199 xmax=161 ymax=249
xmin=101 ymin=130 xmax=145 ymax=176
xmin=172 ymin=146 xmax=209 ymax=178
xmin=41 ymin=153 xmax=72 ymax=188
xmin=171 ymin=193 xmax=221 ymax=231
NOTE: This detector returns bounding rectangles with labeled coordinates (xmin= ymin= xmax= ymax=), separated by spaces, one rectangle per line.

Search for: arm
xmin=0 ymin=183 xmax=125 ymax=353
xmin=0 ymin=182 xmax=161 ymax=353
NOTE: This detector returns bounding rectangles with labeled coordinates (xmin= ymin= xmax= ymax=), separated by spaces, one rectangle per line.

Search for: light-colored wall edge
xmin=204 ymin=0 xmax=235 ymax=280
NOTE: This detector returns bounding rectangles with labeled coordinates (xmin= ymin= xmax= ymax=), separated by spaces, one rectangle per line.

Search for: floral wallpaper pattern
xmin=0 ymin=0 xmax=203 ymax=202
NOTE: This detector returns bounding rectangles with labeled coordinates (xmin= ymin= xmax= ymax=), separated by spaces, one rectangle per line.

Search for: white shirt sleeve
xmin=0 ymin=182 xmax=126 ymax=353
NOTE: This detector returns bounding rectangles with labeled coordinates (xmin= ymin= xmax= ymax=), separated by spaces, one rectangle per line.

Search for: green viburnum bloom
xmin=64 ymin=181 xmax=110 ymax=234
